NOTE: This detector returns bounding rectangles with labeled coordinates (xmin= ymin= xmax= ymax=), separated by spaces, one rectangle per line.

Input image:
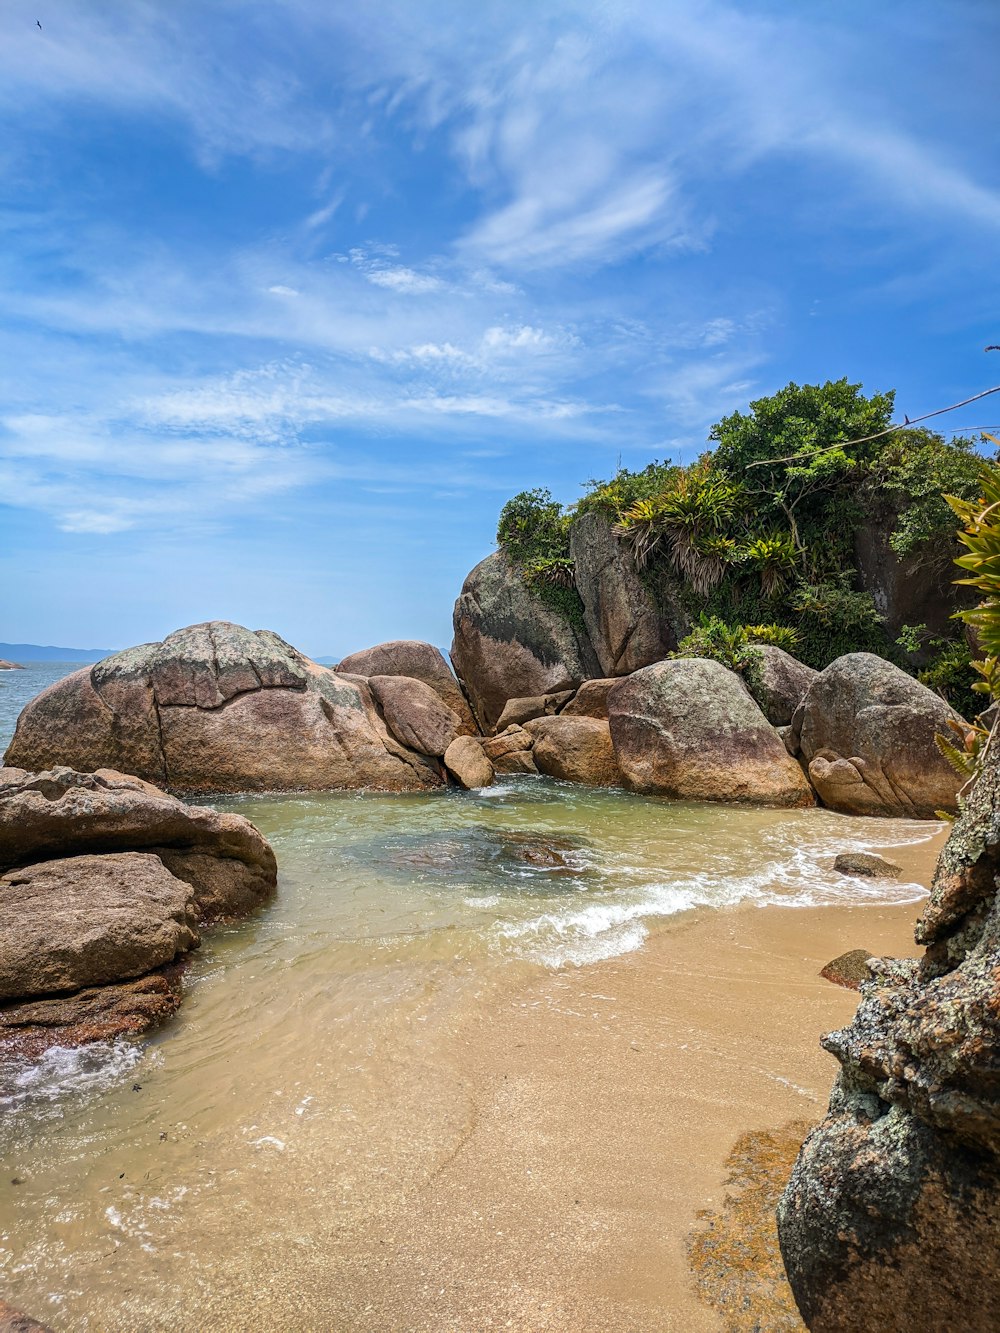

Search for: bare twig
xmin=746 ymin=384 xmax=1000 ymax=470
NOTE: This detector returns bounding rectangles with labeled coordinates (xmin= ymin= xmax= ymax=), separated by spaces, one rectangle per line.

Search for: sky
xmin=1 ymin=0 xmax=999 ymax=658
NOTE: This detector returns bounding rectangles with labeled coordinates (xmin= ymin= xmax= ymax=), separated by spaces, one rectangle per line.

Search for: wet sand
xmin=200 ymin=833 xmax=943 ymax=1332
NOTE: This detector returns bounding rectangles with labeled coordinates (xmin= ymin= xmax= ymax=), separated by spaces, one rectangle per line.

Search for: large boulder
xmin=366 ymin=675 xmax=460 ymax=758
xmin=568 ymin=511 xmax=677 ymax=675
xmin=443 ymin=736 xmax=495 ymax=790
xmin=0 ymin=852 xmax=199 ymax=1000
xmin=790 ymin=652 xmax=964 ymax=817
xmin=746 ymin=645 xmax=818 ymax=727
xmin=561 ymin=677 xmax=618 ymax=720
xmin=451 ymin=553 xmax=601 ymax=732
xmin=524 ymin=715 xmax=622 ymax=787
xmin=4 ymin=622 xmax=443 ymax=794
xmin=777 ymin=730 xmax=1000 ymax=1330
xmin=335 ymin=639 xmax=478 ymax=735
xmin=0 ymin=766 xmax=276 ymax=921
xmin=608 ymin=658 xmax=813 ymax=806
xmin=493 ymin=690 xmax=574 ymax=734
xmin=0 ymin=766 xmax=277 ymax=1055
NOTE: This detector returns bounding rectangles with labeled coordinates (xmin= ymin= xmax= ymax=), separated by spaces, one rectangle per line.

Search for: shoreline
xmin=305 ymin=830 xmax=944 ymax=1332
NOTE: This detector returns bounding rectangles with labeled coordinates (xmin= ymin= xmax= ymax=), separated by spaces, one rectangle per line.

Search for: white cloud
xmin=268 ymin=284 xmax=300 ymax=296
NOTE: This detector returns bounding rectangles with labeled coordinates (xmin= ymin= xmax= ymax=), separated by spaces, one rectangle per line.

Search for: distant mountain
xmin=313 ymin=656 xmax=339 ymax=665
xmin=0 ymin=642 xmax=117 ymax=663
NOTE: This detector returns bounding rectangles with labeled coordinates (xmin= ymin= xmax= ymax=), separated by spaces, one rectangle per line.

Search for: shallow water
xmin=0 ymin=775 xmax=940 ymax=1329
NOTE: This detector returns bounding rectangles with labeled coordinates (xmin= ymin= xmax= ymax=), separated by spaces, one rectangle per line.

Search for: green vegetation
xmin=669 ymin=616 xmax=763 ymax=687
xmin=495 ymin=378 xmax=989 ymax=678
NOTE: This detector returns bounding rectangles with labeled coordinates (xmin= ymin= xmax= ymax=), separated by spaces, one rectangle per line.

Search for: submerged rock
xmin=608 ymin=658 xmax=813 ymax=807
xmin=790 ymin=652 xmax=964 ymax=818
xmin=0 ymin=1299 xmax=55 ymax=1331
xmin=4 ymin=622 xmax=443 ymax=794
xmin=833 ymin=851 xmax=901 ymax=879
xmin=777 ymin=728 xmax=1000 ymax=1328
xmin=451 ymin=553 xmax=600 ymax=732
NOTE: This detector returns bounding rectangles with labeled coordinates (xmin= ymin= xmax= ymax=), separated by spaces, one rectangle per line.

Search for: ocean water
xmin=0 ymin=669 xmax=944 ymax=1327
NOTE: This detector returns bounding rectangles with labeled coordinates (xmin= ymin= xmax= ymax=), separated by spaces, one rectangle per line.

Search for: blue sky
xmin=2 ymin=0 xmax=999 ymax=658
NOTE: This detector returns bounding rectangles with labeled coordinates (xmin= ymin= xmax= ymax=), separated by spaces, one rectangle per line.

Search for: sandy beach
xmin=308 ymin=832 xmax=944 ymax=1333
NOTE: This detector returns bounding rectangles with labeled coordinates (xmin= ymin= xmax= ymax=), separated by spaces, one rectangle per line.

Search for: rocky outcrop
xmin=443 ymin=736 xmax=495 ymax=790
xmin=833 ymin=851 xmax=901 ymax=879
xmin=4 ymin=622 xmax=443 ymax=794
xmin=777 ymin=734 xmax=1000 ymax=1330
xmin=481 ymin=725 xmax=537 ymax=774
xmin=493 ymin=690 xmax=573 ymax=734
xmin=0 ymin=765 xmax=276 ymax=921
xmin=0 ymin=852 xmax=199 ymax=1000
xmin=789 ymin=652 xmax=964 ymax=818
xmin=524 ymin=716 xmax=622 ymax=787
xmin=746 ymin=645 xmax=817 ymax=727
xmin=608 ymin=658 xmax=813 ymax=806
xmin=569 ymin=511 xmax=676 ymax=675
xmin=366 ymin=675 xmax=460 ymax=758
xmin=335 ymin=639 xmax=478 ymax=735
xmin=0 ymin=660 xmax=24 ymax=670
xmin=0 ymin=767 xmax=277 ymax=1055
xmin=451 ymin=554 xmax=600 ymax=732
xmin=855 ymin=503 xmax=970 ymax=643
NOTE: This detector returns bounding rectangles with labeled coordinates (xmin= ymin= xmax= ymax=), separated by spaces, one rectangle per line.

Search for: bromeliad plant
xmin=614 ymin=469 xmax=743 ymax=596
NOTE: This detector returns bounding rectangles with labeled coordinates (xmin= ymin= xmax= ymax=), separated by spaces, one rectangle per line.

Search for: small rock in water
xmin=820 ymin=949 xmax=876 ymax=990
xmin=832 ymin=851 xmax=901 ymax=879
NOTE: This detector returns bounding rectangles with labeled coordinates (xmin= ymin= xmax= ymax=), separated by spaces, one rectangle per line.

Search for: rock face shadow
xmin=688 ymin=1120 xmax=809 ymax=1332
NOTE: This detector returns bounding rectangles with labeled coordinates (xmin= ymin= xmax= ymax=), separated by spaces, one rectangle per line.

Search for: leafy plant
xmin=935 ymin=717 xmax=990 ymax=782
xmin=743 ymin=623 xmax=801 ymax=652
xmin=670 ymin=615 xmax=764 ymax=685
xmin=947 ymin=464 xmax=1000 ymax=661
xmin=740 ymin=533 xmax=798 ymax=596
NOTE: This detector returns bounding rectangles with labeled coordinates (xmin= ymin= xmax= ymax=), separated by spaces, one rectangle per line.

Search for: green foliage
xmin=947 ymin=463 xmax=1000 ymax=664
xmin=670 ymin=615 xmax=764 ymax=686
xmin=575 ymin=461 xmax=681 ymax=520
xmin=868 ymin=429 xmax=986 ymax=570
xmin=788 ymin=580 xmax=886 ymax=667
xmin=743 ymin=623 xmax=801 ymax=652
xmin=496 ymin=488 xmax=571 ymax=566
xmin=740 ymin=533 xmax=798 ymax=596
xmin=895 ymin=623 xmax=930 ymax=655
xmin=934 ymin=717 xmax=988 ymax=781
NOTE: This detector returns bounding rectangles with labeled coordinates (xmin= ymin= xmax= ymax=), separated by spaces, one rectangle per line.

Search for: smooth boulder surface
xmin=777 ymin=734 xmax=1000 ymax=1329
xmin=790 ymin=652 xmax=964 ymax=817
xmin=367 ymin=675 xmax=461 ymax=758
xmin=443 ymin=736 xmax=495 ymax=790
xmin=335 ymin=639 xmax=477 ymax=735
xmin=561 ymin=677 xmax=618 ymax=720
xmin=524 ymin=716 xmax=622 ymax=787
xmin=569 ymin=511 xmax=676 ymax=675
xmin=451 ymin=553 xmax=600 ymax=732
xmin=608 ymin=658 xmax=813 ymax=806
xmin=0 ymin=852 xmax=199 ymax=1000
xmin=4 ymin=622 xmax=442 ymax=794
xmin=0 ymin=766 xmax=276 ymax=922
xmin=746 ymin=645 xmax=817 ymax=727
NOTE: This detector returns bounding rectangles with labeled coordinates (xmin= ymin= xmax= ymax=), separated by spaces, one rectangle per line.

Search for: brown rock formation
xmin=746 ymin=645 xmax=818 ymax=728
xmin=568 ymin=511 xmax=677 ymax=675
xmin=788 ymin=652 xmax=964 ymax=818
xmin=451 ymin=553 xmax=600 ymax=731
xmin=524 ymin=716 xmax=622 ymax=787
xmin=608 ymin=658 xmax=814 ymax=806
xmin=443 ymin=736 xmax=495 ymax=790
xmin=4 ymin=622 xmax=442 ymax=794
xmin=367 ymin=675 xmax=461 ymax=758
xmin=0 ymin=852 xmax=199 ymax=1000
xmin=335 ymin=639 xmax=478 ymax=735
